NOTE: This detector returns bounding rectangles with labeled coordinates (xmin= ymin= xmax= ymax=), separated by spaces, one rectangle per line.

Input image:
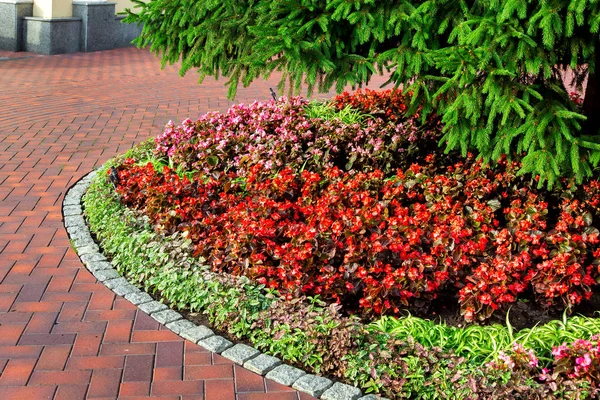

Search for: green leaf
xmin=570 ymin=143 xmax=581 ymax=178
xmin=207 ymin=155 xmax=219 ymax=167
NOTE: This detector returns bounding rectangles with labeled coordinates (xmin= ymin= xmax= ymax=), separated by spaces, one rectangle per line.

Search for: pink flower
xmin=575 ymin=353 xmax=592 ymax=369
xmin=528 ymin=350 xmax=539 ymax=368
xmin=498 ymin=351 xmax=515 ymax=370
xmin=552 ymin=344 xmax=569 ymax=359
xmin=539 ymin=368 xmax=551 ymax=381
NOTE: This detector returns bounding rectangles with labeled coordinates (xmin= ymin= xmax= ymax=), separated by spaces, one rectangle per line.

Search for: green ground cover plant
xmin=84 ymin=91 xmax=600 ymax=398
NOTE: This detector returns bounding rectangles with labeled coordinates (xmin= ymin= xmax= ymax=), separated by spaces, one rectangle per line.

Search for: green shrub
xmin=125 ymin=0 xmax=600 ymax=187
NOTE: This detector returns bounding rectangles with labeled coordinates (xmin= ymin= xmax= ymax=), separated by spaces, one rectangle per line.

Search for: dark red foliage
xmin=153 ymin=95 xmax=441 ymax=184
xmin=113 ymin=153 xmax=600 ymax=322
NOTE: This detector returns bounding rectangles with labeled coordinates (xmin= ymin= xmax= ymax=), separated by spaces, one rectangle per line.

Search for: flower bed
xmin=153 ymin=91 xmax=438 ymax=181
xmin=88 ymin=89 xmax=600 ymax=398
xmin=113 ymin=90 xmax=600 ymax=323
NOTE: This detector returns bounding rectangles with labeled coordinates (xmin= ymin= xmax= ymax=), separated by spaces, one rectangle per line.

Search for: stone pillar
xmin=12 ymin=0 xmax=141 ymax=54
xmin=0 ymin=0 xmax=34 ymax=51
xmin=72 ymin=1 xmax=116 ymax=52
xmin=112 ymin=0 xmax=129 ymax=14
xmin=33 ymin=0 xmax=72 ymax=18
xmin=23 ymin=16 xmax=81 ymax=54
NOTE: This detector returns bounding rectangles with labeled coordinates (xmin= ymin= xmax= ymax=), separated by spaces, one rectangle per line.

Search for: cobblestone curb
xmin=64 ymin=170 xmax=385 ymax=400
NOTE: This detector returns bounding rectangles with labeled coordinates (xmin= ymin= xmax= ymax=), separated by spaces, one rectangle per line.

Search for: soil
xmin=179 ymin=310 xmax=256 ymax=348
xmin=387 ymin=289 xmax=600 ymax=330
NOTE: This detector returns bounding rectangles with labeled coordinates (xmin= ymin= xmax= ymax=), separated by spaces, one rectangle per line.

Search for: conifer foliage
xmin=125 ymin=0 xmax=600 ymax=187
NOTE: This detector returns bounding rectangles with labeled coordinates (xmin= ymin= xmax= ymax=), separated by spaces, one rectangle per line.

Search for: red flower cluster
xmin=333 ymin=89 xmax=409 ymax=122
xmin=113 ymin=153 xmax=600 ymax=322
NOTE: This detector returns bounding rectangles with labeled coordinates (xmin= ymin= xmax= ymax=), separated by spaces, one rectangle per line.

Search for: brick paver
xmin=0 ymin=47 xmax=388 ymax=399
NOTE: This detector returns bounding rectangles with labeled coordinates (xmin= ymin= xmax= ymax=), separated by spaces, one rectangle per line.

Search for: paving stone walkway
xmin=0 ymin=47 xmax=388 ymax=400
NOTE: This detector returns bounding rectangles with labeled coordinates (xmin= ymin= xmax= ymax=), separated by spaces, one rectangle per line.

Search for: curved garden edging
xmin=63 ymin=169 xmax=384 ymax=400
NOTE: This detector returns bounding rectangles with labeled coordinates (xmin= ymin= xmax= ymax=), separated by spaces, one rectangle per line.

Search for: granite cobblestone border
xmin=63 ymin=170 xmax=387 ymax=400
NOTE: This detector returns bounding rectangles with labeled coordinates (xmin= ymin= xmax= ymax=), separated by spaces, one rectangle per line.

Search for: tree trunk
xmin=583 ymin=43 xmax=600 ymax=134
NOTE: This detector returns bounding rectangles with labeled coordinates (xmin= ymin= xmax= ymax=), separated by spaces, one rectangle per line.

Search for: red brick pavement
xmin=0 ymin=48 xmax=389 ymax=399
